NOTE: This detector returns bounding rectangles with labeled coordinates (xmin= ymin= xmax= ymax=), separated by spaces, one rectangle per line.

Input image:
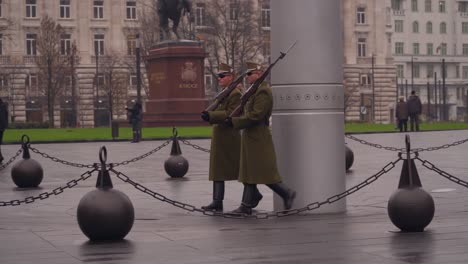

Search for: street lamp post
xmin=135 ymin=34 xmax=142 ymax=103
xmin=434 ymin=72 xmax=438 ymax=121
xmin=442 ymin=58 xmax=447 ymax=121
xmin=95 ymin=44 xmax=99 ymax=116
xmin=411 ymin=56 xmax=414 ymax=92
xmin=426 ymin=80 xmax=431 ymax=122
xmin=371 ymin=53 xmax=375 ymax=122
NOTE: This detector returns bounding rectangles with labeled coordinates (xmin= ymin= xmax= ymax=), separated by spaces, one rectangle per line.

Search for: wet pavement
xmin=1 ymin=130 xmax=468 ymax=264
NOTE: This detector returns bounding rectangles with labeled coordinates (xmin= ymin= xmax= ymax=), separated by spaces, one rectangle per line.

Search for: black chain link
xmin=345 ymin=134 xmax=468 ymax=153
xmin=0 ymin=167 xmax=98 ymax=207
xmin=179 ymin=138 xmax=210 ymax=153
xmin=111 ymin=157 xmax=400 ymax=219
xmin=29 ymin=146 xmax=96 ymax=168
xmin=111 ymin=139 xmax=171 ymax=167
xmin=0 ymin=148 xmax=23 ymax=171
xmin=415 ymin=155 xmax=468 ymax=188
xmin=28 ymin=140 xmax=171 ymax=169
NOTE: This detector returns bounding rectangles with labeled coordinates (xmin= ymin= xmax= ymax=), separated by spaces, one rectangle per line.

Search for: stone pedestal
xmin=143 ymin=40 xmax=208 ymax=127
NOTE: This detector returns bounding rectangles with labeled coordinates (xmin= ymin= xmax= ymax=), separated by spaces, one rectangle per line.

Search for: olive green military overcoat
xmin=232 ymin=82 xmax=282 ymax=184
xmin=207 ymin=88 xmax=242 ymax=181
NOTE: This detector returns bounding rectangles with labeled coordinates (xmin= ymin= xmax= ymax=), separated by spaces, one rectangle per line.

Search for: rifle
xmin=230 ymin=41 xmax=297 ymax=118
xmin=204 ymin=71 xmax=248 ymax=112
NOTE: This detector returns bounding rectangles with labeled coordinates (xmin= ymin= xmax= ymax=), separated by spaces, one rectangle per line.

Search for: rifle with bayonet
xmin=204 ymin=71 xmax=248 ymax=112
xmin=229 ymin=41 xmax=297 ymax=118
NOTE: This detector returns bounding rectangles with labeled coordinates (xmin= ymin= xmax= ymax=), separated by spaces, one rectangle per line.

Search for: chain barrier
xmin=111 ymin=139 xmax=171 ymax=167
xmin=111 ymin=156 xmax=401 ymax=219
xmin=0 ymin=167 xmax=98 ymax=207
xmin=28 ymin=139 xmax=171 ymax=169
xmin=179 ymin=138 xmax=211 ymax=153
xmin=415 ymin=154 xmax=468 ymax=188
xmin=345 ymin=134 xmax=468 ymax=153
xmin=0 ymin=148 xmax=23 ymax=171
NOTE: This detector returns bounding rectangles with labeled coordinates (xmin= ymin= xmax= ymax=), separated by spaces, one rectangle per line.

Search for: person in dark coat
xmin=407 ymin=91 xmax=422 ymax=131
xmin=0 ymin=99 xmax=8 ymax=162
xmin=225 ymin=61 xmax=296 ymax=215
xmin=200 ymin=63 xmax=262 ymax=211
xmin=395 ymin=97 xmax=408 ymax=132
xmin=126 ymin=101 xmax=142 ymax=143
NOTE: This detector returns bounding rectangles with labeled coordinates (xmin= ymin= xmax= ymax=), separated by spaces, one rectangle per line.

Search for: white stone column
xmin=271 ymin=0 xmax=345 ymax=213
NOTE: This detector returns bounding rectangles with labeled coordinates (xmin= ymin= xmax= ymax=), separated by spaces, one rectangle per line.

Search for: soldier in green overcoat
xmin=200 ymin=63 xmax=263 ymax=211
xmin=226 ymin=61 xmax=296 ymax=215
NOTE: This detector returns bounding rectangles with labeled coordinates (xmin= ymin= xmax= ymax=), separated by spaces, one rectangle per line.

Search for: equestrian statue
xmin=158 ymin=0 xmax=192 ymax=41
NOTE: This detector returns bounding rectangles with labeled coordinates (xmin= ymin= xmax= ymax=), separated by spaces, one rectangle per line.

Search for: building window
xmin=427 ymin=64 xmax=434 ymax=78
xmin=456 ymin=65 xmax=460 ymax=78
xmin=94 ymin=34 xmax=104 ymax=55
xmin=463 ymin=44 xmax=468 ymax=56
xmin=93 ymin=0 xmax=104 ymax=19
xmin=194 ymin=3 xmax=205 ymax=26
xmin=0 ymin=0 xmax=3 ymax=18
xmin=395 ymin=20 xmax=403 ymax=32
xmin=440 ymin=22 xmax=446 ymax=34
xmin=425 ymin=0 xmax=432 ymax=12
xmin=60 ymin=0 xmax=70 ymax=18
xmin=395 ymin=42 xmax=404 ymax=55
xmin=360 ymin=74 xmax=371 ymax=86
xmin=413 ymin=64 xmax=420 ymax=78
xmin=413 ymin=43 xmax=420 ymax=55
xmin=413 ymin=21 xmax=419 ymax=33
xmin=229 ymin=0 xmax=238 ymax=21
xmin=357 ymin=38 xmax=366 ymax=57
xmin=463 ymin=22 xmax=468 ymax=34
xmin=129 ymin=74 xmax=137 ymax=89
xmin=127 ymin=36 xmax=136 ymax=55
xmin=463 ymin=66 xmax=468 ymax=79
xmin=391 ymin=0 xmax=402 ymax=10
xmin=60 ymin=34 xmax=71 ymax=55
xmin=26 ymin=33 xmax=37 ymax=55
xmin=412 ymin=0 xmax=418 ymax=12
xmin=397 ymin=64 xmax=404 ymax=78
xmin=126 ymin=1 xmax=136 ymax=20
xmin=426 ymin=22 xmax=432 ymax=33
xmin=460 ymin=2 xmax=468 ymax=12
xmin=26 ymin=74 xmax=39 ymax=92
xmin=357 ymin=7 xmax=366 ymax=24
xmin=439 ymin=1 xmax=446 ymax=13
xmin=439 ymin=43 xmax=447 ymax=55
xmin=261 ymin=4 xmax=270 ymax=28
xmin=427 ymin=43 xmax=433 ymax=55
xmin=26 ymin=0 xmax=37 ymax=18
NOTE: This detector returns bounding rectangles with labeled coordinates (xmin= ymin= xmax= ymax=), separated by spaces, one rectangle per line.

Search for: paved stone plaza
xmin=1 ymin=130 xmax=468 ymax=264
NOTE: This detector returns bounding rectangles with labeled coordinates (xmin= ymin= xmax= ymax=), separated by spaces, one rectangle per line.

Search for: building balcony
xmin=460 ymin=12 xmax=468 ymax=17
xmin=393 ymin=9 xmax=405 ymax=16
xmin=0 ymin=55 xmax=10 ymax=64
xmin=23 ymin=55 xmax=37 ymax=64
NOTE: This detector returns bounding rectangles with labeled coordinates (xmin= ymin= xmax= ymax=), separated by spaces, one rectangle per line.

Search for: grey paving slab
xmin=1 ymin=130 xmax=468 ymax=263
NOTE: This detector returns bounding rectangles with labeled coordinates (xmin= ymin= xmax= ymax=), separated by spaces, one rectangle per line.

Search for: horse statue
xmin=157 ymin=0 xmax=192 ymax=41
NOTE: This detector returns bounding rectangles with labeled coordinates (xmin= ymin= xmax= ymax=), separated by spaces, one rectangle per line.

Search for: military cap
xmin=246 ymin=61 xmax=264 ymax=72
xmin=217 ymin=63 xmax=234 ymax=75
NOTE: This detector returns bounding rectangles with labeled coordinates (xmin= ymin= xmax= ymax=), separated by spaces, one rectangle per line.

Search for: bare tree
xmin=97 ymin=52 xmax=129 ymax=122
xmin=35 ymin=15 xmax=71 ymax=128
xmin=343 ymin=82 xmax=360 ymax=116
xmin=203 ymin=0 xmax=264 ymax=92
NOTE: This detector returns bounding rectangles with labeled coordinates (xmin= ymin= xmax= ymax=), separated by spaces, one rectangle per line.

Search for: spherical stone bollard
xmin=164 ymin=128 xmax=189 ymax=178
xmin=11 ymin=135 xmax=44 ymax=188
xmin=11 ymin=159 xmax=44 ymax=188
xmin=387 ymin=187 xmax=435 ymax=232
xmin=345 ymin=145 xmax=354 ymax=172
xmin=77 ymin=188 xmax=135 ymax=241
xmin=77 ymin=146 xmax=134 ymax=241
xmin=164 ymin=154 xmax=189 ymax=178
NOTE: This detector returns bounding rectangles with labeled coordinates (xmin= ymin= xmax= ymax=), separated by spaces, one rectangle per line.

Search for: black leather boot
xmin=201 ymin=181 xmax=224 ymax=211
xmin=230 ymin=184 xmax=256 ymax=215
xmin=267 ymin=182 xmax=296 ymax=210
xmin=251 ymin=186 xmax=263 ymax=209
xmin=131 ymin=131 xmax=138 ymax=143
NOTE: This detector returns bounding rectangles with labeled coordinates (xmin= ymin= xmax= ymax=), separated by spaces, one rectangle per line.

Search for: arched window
xmin=440 ymin=22 xmax=447 ymax=34
xmin=413 ymin=21 xmax=419 ymax=33
xmin=426 ymin=22 xmax=432 ymax=33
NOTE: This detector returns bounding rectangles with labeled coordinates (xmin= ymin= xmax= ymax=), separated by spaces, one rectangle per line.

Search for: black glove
xmin=201 ymin=111 xmax=210 ymax=122
xmin=224 ymin=117 xmax=233 ymax=127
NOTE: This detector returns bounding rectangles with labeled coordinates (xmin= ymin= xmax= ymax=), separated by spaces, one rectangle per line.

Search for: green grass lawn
xmin=4 ymin=122 xmax=468 ymax=143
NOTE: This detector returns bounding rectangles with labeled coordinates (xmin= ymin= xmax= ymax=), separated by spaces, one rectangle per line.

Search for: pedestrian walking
xmin=126 ymin=101 xmax=142 ymax=143
xmin=396 ymin=97 xmax=408 ymax=132
xmin=200 ymin=63 xmax=262 ymax=211
xmin=407 ymin=91 xmax=422 ymax=131
xmin=0 ymin=99 xmax=7 ymax=162
xmin=225 ymin=61 xmax=296 ymax=215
